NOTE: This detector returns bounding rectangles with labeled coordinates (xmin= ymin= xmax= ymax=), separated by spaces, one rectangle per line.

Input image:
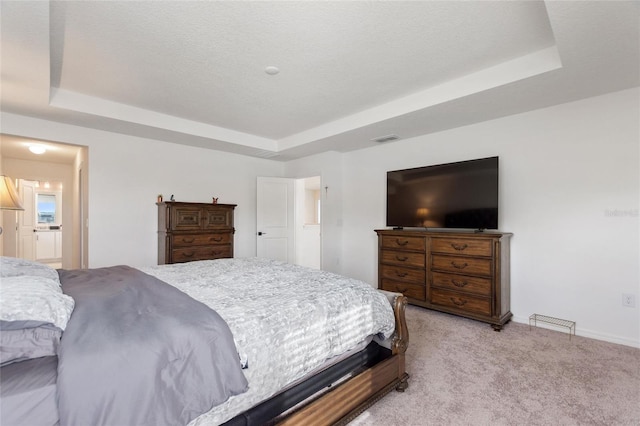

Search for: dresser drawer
xmin=164 ymin=203 xmax=235 ymax=231
xmin=381 ymin=249 xmax=425 ymax=268
xmin=380 ymin=265 xmax=425 ymax=284
xmin=430 ymin=237 xmax=492 ymax=257
xmin=171 ymin=207 xmax=202 ymax=231
xmin=171 ymin=232 xmax=231 ymax=247
xmin=431 ymin=254 xmax=492 ymax=276
xmin=431 ymin=272 xmax=491 ymax=296
xmin=381 ymin=279 xmax=426 ymax=301
xmin=381 ymin=236 xmax=425 ymax=252
xmin=203 ymin=208 xmax=233 ymax=229
xmin=171 ymin=245 xmax=232 ymax=263
xmin=430 ymin=288 xmax=491 ymax=316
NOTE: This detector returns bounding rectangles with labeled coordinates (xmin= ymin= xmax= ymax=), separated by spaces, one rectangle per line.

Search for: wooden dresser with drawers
xmin=376 ymin=229 xmax=512 ymax=330
xmin=158 ymin=201 xmax=236 ymax=264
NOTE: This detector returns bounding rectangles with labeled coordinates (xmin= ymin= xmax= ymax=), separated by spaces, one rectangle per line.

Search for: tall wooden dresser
xmin=376 ymin=229 xmax=512 ymax=330
xmin=158 ymin=202 xmax=236 ymax=264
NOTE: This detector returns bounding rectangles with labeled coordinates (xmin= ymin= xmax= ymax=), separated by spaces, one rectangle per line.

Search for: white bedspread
xmin=140 ymin=257 xmax=395 ymax=425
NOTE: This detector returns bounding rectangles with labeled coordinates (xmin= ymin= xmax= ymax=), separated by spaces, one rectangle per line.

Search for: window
xmin=37 ymin=194 xmax=56 ymax=223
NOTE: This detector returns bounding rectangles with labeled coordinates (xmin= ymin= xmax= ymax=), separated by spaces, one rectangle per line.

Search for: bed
xmin=0 ymin=256 xmax=409 ymax=426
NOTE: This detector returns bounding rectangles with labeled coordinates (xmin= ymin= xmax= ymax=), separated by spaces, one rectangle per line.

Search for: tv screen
xmin=386 ymin=156 xmax=498 ymax=230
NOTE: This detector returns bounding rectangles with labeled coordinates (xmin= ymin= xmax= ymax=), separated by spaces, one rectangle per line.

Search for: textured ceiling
xmin=1 ymin=1 xmax=638 ymax=161
xmin=49 ymin=1 xmax=555 ymax=139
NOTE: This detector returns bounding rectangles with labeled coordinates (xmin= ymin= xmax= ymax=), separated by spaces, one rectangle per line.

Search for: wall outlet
xmin=622 ymin=293 xmax=636 ymax=308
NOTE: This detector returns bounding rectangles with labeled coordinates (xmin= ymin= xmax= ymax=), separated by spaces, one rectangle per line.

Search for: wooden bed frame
xmin=277 ymin=292 xmax=409 ymax=425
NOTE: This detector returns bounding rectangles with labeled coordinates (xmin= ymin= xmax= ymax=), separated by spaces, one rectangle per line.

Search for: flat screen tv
xmin=386 ymin=156 xmax=498 ymax=230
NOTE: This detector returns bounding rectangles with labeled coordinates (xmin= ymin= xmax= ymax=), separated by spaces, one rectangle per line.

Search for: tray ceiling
xmin=1 ymin=1 xmax=638 ymax=160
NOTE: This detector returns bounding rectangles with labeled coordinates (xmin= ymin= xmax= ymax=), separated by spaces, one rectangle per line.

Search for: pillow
xmin=0 ymin=276 xmax=73 ymax=365
xmin=0 ymin=320 xmax=62 ymax=366
xmin=0 ymin=275 xmax=74 ymax=330
xmin=0 ymin=256 xmax=60 ymax=284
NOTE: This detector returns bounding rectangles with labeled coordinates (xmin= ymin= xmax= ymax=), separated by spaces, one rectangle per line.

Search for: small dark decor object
xmin=170 ymin=194 xmax=175 ymax=201
xmin=212 ymin=197 xmax=218 ymax=204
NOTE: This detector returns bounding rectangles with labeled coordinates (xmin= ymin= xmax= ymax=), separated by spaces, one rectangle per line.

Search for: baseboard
xmin=511 ymin=315 xmax=640 ymax=349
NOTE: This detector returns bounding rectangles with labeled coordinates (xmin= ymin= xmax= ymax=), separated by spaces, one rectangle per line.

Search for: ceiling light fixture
xmin=28 ymin=144 xmax=47 ymax=154
xmin=265 ymin=66 xmax=280 ymax=75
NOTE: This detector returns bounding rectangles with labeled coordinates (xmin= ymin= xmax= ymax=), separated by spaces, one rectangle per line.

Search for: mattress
xmin=0 ymin=356 xmax=59 ymax=426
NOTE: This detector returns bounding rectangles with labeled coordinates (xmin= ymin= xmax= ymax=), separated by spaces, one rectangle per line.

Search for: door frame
xmin=1 ymin=141 xmax=87 ymax=269
xmin=256 ymin=175 xmax=323 ymax=269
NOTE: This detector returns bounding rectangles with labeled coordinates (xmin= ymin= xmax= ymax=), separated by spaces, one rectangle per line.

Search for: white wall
xmin=288 ymin=88 xmax=640 ymax=347
xmin=1 ymin=113 xmax=284 ymax=268
xmin=3 ymin=88 xmax=638 ymax=347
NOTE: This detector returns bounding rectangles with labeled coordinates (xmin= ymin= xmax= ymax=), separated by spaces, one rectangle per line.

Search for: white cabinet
xmin=36 ymin=231 xmax=62 ymax=260
xmin=36 ymin=232 xmax=55 ymax=259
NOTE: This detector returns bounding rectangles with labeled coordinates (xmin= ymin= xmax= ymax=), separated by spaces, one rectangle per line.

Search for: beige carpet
xmin=352 ymin=306 xmax=640 ymax=425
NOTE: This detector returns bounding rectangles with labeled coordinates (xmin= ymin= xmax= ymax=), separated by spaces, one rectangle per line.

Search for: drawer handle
xmin=450 ymin=297 xmax=467 ymax=306
xmin=210 ymin=237 xmax=223 ymax=242
xmin=396 ymin=239 xmax=409 ymax=246
xmin=183 ymin=252 xmax=195 ymax=257
xmin=451 ymin=261 xmax=468 ymax=269
xmin=395 ymin=272 xmax=408 ymax=278
xmin=396 ymin=286 xmax=408 ymax=293
xmin=395 ymin=255 xmax=409 ymax=261
xmin=452 ymin=279 xmax=468 ymax=288
xmin=181 ymin=238 xmax=195 ymax=243
xmin=451 ymin=243 xmax=468 ymax=251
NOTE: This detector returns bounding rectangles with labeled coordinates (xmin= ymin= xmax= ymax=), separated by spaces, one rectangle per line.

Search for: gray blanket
xmin=58 ymin=266 xmax=248 ymax=426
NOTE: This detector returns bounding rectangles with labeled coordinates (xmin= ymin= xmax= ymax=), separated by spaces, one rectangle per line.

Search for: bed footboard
xmin=277 ymin=293 xmax=409 ymax=426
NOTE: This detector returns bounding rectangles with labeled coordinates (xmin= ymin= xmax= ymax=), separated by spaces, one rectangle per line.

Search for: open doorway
xmin=295 ymin=176 xmax=321 ymax=269
xmin=0 ymin=135 xmax=87 ymax=269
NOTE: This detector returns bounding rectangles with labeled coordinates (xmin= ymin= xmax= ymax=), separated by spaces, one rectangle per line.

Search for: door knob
xmin=258 ymin=231 xmax=266 ymax=236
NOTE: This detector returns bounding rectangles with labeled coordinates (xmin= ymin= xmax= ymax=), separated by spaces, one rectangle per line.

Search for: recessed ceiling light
xmin=265 ymin=66 xmax=280 ymax=75
xmin=28 ymin=144 xmax=47 ymax=154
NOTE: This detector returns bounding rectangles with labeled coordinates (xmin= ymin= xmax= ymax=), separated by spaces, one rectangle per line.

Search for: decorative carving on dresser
xmin=375 ymin=229 xmax=512 ymax=330
xmin=158 ymin=201 xmax=236 ymax=264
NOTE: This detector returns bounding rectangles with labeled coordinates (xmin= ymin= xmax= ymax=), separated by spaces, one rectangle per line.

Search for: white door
xmin=256 ymin=177 xmax=295 ymax=263
xmin=17 ymin=180 xmax=36 ymax=261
